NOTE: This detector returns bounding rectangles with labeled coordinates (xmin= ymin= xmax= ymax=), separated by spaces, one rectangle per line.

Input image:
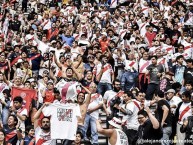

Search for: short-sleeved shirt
xmin=42 ymin=103 xmax=81 ymax=140
xmin=147 ymin=64 xmax=164 ymax=84
xmin=35 ymin=126 xmax=52 ymax=145
xmin=136 ymin=119 xmax=162 ymax=145
xmin=88 ymin=93 xmax=103 ymax=119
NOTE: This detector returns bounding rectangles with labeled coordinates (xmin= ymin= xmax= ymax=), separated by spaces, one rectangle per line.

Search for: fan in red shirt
xmin=145 ymin=25 xmax=157 ymax=47
xmin=99 ymin=32 xmax=110 ymax=53
xmin=42 ymin=80 xmax=55 ymax=103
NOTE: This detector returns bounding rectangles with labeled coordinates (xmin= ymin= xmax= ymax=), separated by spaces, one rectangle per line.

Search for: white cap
xmin=101 ymin=32 xmax=107 ymax=36
xmin=108 ymin=117 xmax=122 ymax=129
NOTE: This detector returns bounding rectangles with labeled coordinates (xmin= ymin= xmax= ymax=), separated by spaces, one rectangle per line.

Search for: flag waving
xmin=11 ymin=87 xmax=37 ymax=114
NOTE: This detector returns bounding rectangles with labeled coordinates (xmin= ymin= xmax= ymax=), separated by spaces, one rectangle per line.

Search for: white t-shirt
xmin=88 ymin=93 xmax=103 ymax=119
xmin=42 ymin=103 xmax=81 ymax=140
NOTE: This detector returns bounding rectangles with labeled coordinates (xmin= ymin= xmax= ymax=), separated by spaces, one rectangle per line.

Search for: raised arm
xmin=145 ymin=107 xmax=160 ymax=129
xmin=33 ymin=103 xmax=49 ymax=129
xmin=81 ymin=85 xmax=91 ymax=106
xmin=96 ymin=120 xmax=114 ymax=137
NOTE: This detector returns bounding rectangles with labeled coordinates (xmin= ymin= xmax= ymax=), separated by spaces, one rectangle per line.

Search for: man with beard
xmin=103 ymin=79 xmax=123 ymax=119
xmin=81 ymin=70 xmax=93 ymax=88
xmin=33 ymin=102 xmax=53 ymax=145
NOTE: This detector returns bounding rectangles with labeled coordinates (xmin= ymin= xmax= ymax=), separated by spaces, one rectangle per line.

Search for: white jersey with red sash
xmin=181 ymin=39 xmax=193 ymax=59
xmin=93 ymin=63 xmax=114 ymax=84
xmin=73 ymin=33 xmax=80 ymax=41
xmin=35 ymin=126 xmax=52 ymax=145
xmin=88 ymin=93 xmax=103 ymax=119
xmin=16 ymin=107 xmax=28 ymax=131
xmin=119 ymin=29 xmax=128 ymax=39
xmin=184 ymin=11 xmax=193 ymax=25
xmin=132 ymin=99 xmax=141 ymax=110
xmin=121 ymin=101 xmax=140 ymax=130
xmin=161 ymin=44 xmax=174 ymax=54
xmin=141 ymin=6 xmax=149 ymax=17
xmin=104 ymin=90 xmax=124 ymax=114
xmin=139 ymin=22 xmax=148 ymax=37
xmin=110 ymin=0 xmax=118 ymax=8
xmin=42 ymin=19 xmax=51 ymax=30
xmin=149 ymin=46 xmax=160 ymax=55
xmin=139 ymin=59 xmax=150 ymax=73
xmin=178 ymin=102 xmax=192 ymax=125
xmin=157 ymin=57 xmax=166 ymax=65
xmin=124 ymin=60 xmax=138 ymax=71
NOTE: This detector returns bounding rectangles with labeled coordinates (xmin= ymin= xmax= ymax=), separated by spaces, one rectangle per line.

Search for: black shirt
xmin=147 ymin=64 xmax=164 ymax=84
xmin=134 ymin=119 xmax=163 ymax=145
xmin=156 ymin=99 xmax=173 ymax=127
xmin=184 ymin=67 xmax=193 ymax=84
xmin=9 ymin=20 xmax=21 ymax=32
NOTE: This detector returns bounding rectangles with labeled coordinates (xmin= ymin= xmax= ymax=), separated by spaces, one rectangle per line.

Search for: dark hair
xmin=113 ymin=79 xmax=120 ymax=84
xmin=66 ymin=67 xmax=73 ymax=72
xmin=156 ymin=90 xmax=165 ymax=98
xmin=138 ymin=109 xmax=148 ymax=117
xmin=100 ymin=55 xmax=106 ymax=61
xmin=185 ymin=80 xmax=193 ymax=86
xmin=13 ymin=96 xmax=23 ymax=103
xmin=41 ymin=116 xmax=50 ymax=123
xmin=178 ymin=44 xmax=184 ymax=49
xmin=125 ymin=91 xmax=133 ymax=98
xmin=2 ymin=89 xmax=11 ymax=98
xmin=186 ymin=59 xmax=193 ymax=64
xmin=25 ymin=125 xmax=34 ymax=134
xmin=176 ymin=55 xmax=183 ymax=61
xmin=76 ymin=131 xmax=83 ymax=139
xmin=24 ymin=81 xmax=31 ymax=85
xmin=151 ymin=55 xmax=158 ymax=60
xmin=8 ymin=115 xmax=18 ymax=126
xmin=182 ymin=91 xmax=191 ymax=99
xmin=0 ymin=129 xmax=6 ymax=145
xmin=77 ymin=92 xmax=85 ymax=99
xmin=53 ymin=88 xmax=60 ymax=94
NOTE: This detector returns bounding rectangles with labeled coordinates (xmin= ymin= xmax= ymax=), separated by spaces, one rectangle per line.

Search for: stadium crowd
xmin=0 ymin=0 xmax=193 ymax=145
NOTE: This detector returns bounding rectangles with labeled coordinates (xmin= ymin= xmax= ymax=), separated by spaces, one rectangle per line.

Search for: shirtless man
xmin=76 ymin=84 xmax=91 ymax=137
xmin=96 ymin=117 xmax=129 ymax=145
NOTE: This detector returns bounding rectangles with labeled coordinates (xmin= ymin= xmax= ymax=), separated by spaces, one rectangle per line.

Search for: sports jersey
xmin=88 ymin=93 xmax=103 ymax=119
xmin=35 ymin=126 xmax=52 ymax=145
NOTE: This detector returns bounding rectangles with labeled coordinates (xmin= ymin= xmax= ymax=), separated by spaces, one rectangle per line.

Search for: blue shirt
xmin=23 ymin=136 xmax=33 ymax=145
xmin=61 ymin=35 xmax=74 ymax=46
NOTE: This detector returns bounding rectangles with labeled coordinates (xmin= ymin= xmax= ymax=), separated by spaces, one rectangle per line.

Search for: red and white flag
xmin=11 ymin=87 xmax=37 ymax=114
xmin=56 ymin=80 xmax=81 ymax=103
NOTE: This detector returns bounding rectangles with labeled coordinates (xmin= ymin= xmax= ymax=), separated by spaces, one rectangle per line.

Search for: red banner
xmin=11 ymin=87 xmax=37 ymax=114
